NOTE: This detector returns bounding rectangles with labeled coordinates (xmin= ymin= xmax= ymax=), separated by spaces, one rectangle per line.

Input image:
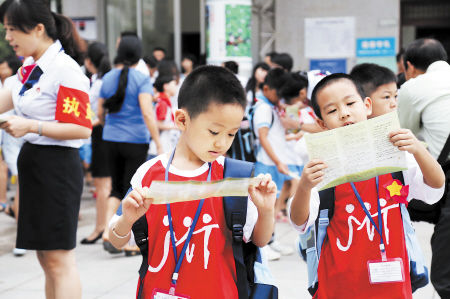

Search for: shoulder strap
xmin=317 ymin=187 xmax=335 ymax=222
xmin=250 ymin=102 xmax=275 ymax=139
xmin=391 ymin=171 xmax=405 ymax=185
xmin=223 ymin=158 xmax=254 ymax=299
xmin=315 ymin=187 xmax=335 ymax=258
xmin=437 ymin=133 xmax=450 ymax=165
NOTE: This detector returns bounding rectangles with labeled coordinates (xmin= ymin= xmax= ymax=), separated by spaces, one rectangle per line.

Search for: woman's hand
xmin=0 ymin=115 xmax=35 ymax=137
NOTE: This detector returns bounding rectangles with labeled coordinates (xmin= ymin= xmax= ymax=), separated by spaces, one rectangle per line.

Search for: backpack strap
xmin=437 ymin=132 xmax=450 ymax=166
xmin=133 ymin=214 xmax=149 ymax=299
xmin=223 ymin=158 xmax=255 ymax=299
xmin=316 ymin=187 xmax=335 ymax=261
xmin=122 ymin=185 xmax=149 ymax=299
xmin=391 ymin=171 xmax=405 ymax=185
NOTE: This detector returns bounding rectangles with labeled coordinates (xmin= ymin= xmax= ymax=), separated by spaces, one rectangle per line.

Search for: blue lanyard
xmin=350 ymin=176 xmax=387 ymax=260
xmin=165 ymin=149 xmax=211 ymax=286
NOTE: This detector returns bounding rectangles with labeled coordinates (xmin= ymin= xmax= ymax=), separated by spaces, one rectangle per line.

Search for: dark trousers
xmin=431 ymin=192 xmax=450 ymax=298
xmin=105 ymin=141 xmax=149 ymax=199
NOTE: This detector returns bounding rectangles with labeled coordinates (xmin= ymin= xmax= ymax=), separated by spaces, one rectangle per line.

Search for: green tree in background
xmin=0 ymin=24 xmax=15 ymax=61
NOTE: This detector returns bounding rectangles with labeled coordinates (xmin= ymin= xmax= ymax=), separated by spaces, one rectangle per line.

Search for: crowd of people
xmin=0 ymin=0 xmax=449 ymax=298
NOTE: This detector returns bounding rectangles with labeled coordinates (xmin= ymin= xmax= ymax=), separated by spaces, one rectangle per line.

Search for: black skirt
xmin=16 ymin=142 xmax=83 ymax=250
xmin=90 ymin=125 xmax=110 ymax=178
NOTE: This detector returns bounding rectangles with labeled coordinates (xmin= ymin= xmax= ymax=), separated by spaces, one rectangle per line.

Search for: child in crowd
xmin=143 ymin=55 xmax=159 ymax=84
xmin=289 ymin=73 xmax=445 ymax=298
xmin=153 ymin=75 xmax=180 ymax=153
xmin=109 ymin=66 xmax=277 ymax=298
xmin=253 ymin=68 xmax=301 ymax=259
xmin=350 ymin=63 xmax=398 ymax=118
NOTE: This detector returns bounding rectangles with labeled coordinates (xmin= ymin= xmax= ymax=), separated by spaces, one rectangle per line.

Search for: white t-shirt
xmin=11 ymin=40 xmax=90 ymax=148
xmin=253 ymin=99 xmax=296 ymax=165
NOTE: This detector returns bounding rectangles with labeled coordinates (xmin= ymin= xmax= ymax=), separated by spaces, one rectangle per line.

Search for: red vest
xmin=315 ymin=174 xmax=412 ymax=299
xmin=137 ymin=159 xmax=239 ymax=299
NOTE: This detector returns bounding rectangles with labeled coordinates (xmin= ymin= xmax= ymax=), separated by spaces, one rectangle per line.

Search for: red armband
xmin=55 ymin=85 xmax=93 ymax=129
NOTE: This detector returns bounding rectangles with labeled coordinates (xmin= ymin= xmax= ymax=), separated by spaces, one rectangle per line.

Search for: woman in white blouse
xmin=0 ymin=0 xmax=91 ymax=298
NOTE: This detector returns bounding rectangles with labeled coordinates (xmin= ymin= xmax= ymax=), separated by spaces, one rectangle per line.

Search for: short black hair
xmin=265 ymin=51 xmax=278 ymax=59
xmin=350 ymin=63 xmax=396 ymax=97
xmin=178 ymin=65 xmax=246 ymax=119
xmin=396 ymin=48 xmax=404 ymax=63
xmin=404 ymin=38 xmax=447 ymax=71
xmin=271 ymin=53 xmax=293 ymax=72
xmin=223 ymin=61 xmax=239 ymax=74
xmin=120 ymin=31 xmax=138 ymax=38
xmin=143 ymin=55 xmax=158 ymax=68
xmin=311 ymin=73 xmax=365 ymax=119
xmin=153 ymin=47 xmax=167 ymax=54
xmin=154 ymin=75 xmax=174 ymax=93
xmin=264 ymin=68 xmax=288 ymax=92
xmin=182 ymin=53 xmax=198 ymax=65
xmin=280 ymin=72 xmax=308 ymax=104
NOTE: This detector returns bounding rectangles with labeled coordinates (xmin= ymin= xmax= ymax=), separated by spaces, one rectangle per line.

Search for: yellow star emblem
xmin=386 ymin=181 xmax=403 ymax=197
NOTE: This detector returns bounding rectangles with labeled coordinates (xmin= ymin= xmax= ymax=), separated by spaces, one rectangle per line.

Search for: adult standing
xmin=97 ymin=35 xmax=162 ymax=253
xmin=80 ymin=42 xmax=112 ymax=244
xmin=0 ymin=0 xmax=90 ymax=298
xmin=398 ymin=38 xmax=450 ymax=298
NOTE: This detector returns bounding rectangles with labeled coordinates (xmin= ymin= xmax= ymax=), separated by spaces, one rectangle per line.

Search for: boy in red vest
xmin=109 ymin=66 xmax=277 ymax=298
xmin=289 ymin=73 xmax=445 ymax=298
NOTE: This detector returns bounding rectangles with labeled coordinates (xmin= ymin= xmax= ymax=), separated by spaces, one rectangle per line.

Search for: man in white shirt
xmin=398 ymin=38 xmax=450 ymax=298
xmin=398 ymin=38 xmax=450 ymax=159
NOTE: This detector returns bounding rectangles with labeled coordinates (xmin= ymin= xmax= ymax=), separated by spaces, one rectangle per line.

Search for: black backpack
xmin=407 ymin=133 xmax=450 ymax=224
xmin=228 ymin=102 xmax=274 ymax=162
xmin=132 ymin=158 xmax=278 ymax=299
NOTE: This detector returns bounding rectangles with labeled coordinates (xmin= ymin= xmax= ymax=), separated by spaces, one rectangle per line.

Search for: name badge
xmin=152 ymin=288 xmax=190 ymax=299
xmin=367 ymin=258 xmax=405 ymax=284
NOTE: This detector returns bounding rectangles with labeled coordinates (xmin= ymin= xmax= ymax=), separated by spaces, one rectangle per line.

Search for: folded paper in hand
xmin=305 ymin=111 xmax=407 ymax=190
xmin=142 ymin=177 xmax=262 ymax=204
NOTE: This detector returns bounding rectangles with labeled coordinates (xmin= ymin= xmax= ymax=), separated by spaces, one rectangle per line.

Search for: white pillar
xmin=136 ymin=0 xmax=143 ymax=39
xmin=174 ymin=0 xmax=182 ymax=67
xmin=200 ymin=0 xmax=206 ymax=55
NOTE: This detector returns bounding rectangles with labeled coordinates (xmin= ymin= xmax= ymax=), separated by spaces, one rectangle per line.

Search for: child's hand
xmin=299 ymin=159 xmax=327 ymax=190
xmin=249 ymin=174 xmax=277 ymax=215
xmin=122 ymin=187 xmax=153 ymax=224
xmin=389 ymin=129 xmax=423 ymax=155
xmin=276 ymin=161 xmax=290 ymax=175
xmin=286 ymin=131 xmax=304 ymax=141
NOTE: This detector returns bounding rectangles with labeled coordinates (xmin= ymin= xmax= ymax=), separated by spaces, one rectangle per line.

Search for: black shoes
xmin=80 ymin=231 xmax=104 ymax=244
xmin=103 ymin=240 xmax=123 ymax=254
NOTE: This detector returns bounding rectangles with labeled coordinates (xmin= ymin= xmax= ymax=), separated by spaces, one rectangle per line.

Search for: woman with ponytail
xmin=97 ymin=35 xmax=162 ymax=254
xmin=0 ymin=0 xmax=90 ymax=298
xmin=80 ymin=42 xmax=111 ymax=245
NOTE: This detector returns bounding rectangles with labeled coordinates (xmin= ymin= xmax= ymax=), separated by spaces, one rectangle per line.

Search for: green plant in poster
xmin=225 ymin=4 xmax=251 ymax=57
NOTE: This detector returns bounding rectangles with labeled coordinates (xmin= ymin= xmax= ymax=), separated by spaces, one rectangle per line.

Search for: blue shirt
xmin=100 ymin=68 xmax=153 ymax=144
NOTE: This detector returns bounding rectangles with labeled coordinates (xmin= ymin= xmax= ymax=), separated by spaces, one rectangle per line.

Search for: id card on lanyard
xmin=350 ymin=176 xmax=405 ymax=284
xmin=152 ymin=149 xmax=211 ymax=299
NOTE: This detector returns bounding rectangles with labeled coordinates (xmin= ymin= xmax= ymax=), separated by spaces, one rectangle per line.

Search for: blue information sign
xmin=356 ymin=37 xmax=396 ymax=57
xmin=309 ymin=59 xmax=347 ymax=74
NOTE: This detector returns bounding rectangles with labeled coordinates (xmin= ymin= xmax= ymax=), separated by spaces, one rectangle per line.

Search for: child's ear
xmin=363 ymin=97 xmax=373 ymax=117
xmin=174 ymin=109 xmax=189 ymax=131
xmin=316 ymin=117 xmax=328 ymax=130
